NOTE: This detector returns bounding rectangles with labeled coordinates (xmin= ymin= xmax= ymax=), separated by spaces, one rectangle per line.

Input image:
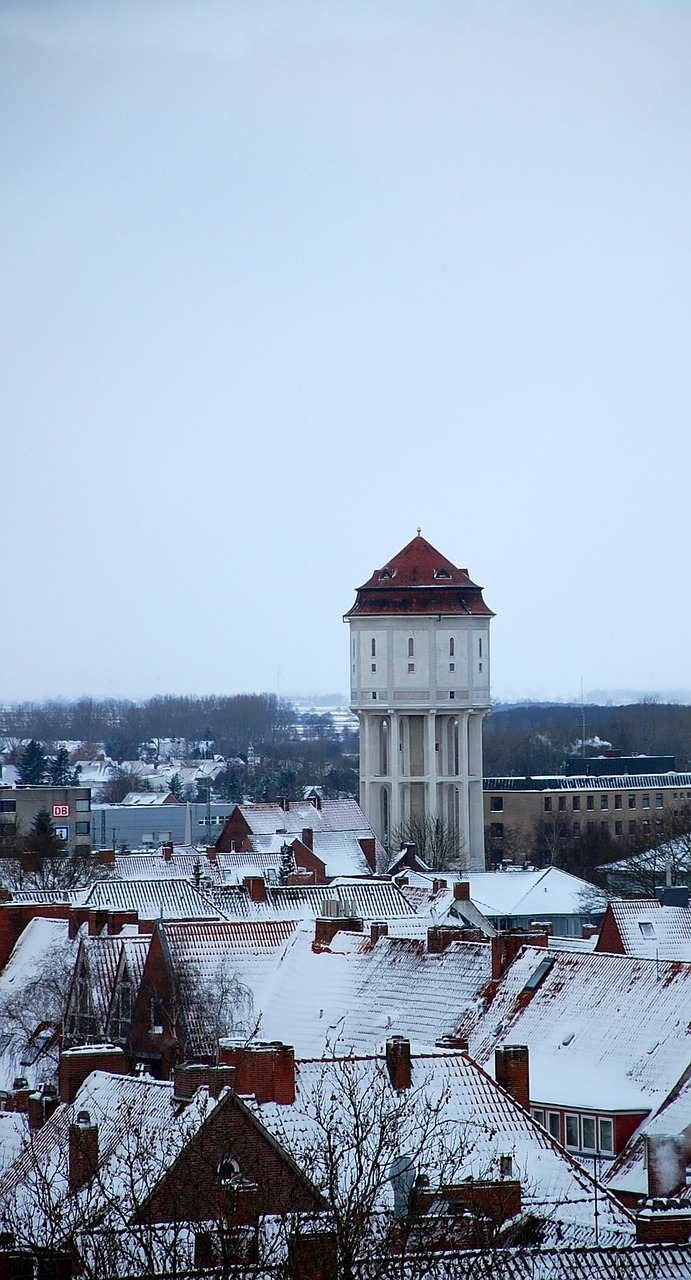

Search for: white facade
xmin=345 ymin=538 xmax=493 ymax=873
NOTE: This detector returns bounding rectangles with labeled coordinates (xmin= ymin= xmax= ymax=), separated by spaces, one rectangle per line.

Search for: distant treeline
xmin=0 ymin=694 xmax=296 ymax=758
xmin=484 ymin=701 xmax=691 ymax=776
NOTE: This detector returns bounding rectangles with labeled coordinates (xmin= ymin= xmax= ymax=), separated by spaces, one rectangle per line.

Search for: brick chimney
xmin=301 ymin=827 xmax=314 ymax=851
xmin=216 ymin=1042 xmax=295 ymax=1105
xmin=314 ymin=915 xmax=363 ymax=947
xmin=370 ymin=921 xmax=389 ymax=944
xmin=59 ymin=1045 xmax=127 ymax=1103
xmin=162 ymin=842 xmax=173 ymax=862
xmin=97 ymin=847 xmax=116 ymax=865
xmin=106 ymin=910 xmax=139 ymax=935
xmin=358 ymin=836 xmax=377 ymax=872
xmin=495 ymin=1045 xmax=530 ymax=1112
xmin=6 ymin=1078 xmax=31 ymax=1114
xmin=69 ymin=1111 xmax=99 ymax=1191
xmin=646 ymin=1135 xmax=687 ymax=1198
xmin=435 ymin=1035 xmax=469 ymax=1052
xmin=205 ymin=845 xmax=217 ymax=862
xmin=386 ymin=1036 xmax=412 ymax=1090
xmin=173 ymin=1063 xmax=212 ymax=1101
xmin=277 ymin=797 xmax=290 ymax=812
xmin=27 ymin=1083 xmax=60 ymax=1131
xmin=636 ymin=1198 xmax=691 ymax=1245
xmin=491 ymin=930 xmax=548 ymax=980
xmin=454 ymin=881 xmax=471 ymax=901
xmin=244 ymin=876 xmax=267 ymax=903
xmin=427 ymin=925 xmax=469 ymax=954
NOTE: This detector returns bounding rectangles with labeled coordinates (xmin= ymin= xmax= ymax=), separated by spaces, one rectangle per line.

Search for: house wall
xmin=0 ymin=785 xmax=92 ymax=852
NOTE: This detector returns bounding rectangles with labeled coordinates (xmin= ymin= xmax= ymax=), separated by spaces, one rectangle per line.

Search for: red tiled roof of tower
xmin=344 ymin=533 xmax=494 ymax=617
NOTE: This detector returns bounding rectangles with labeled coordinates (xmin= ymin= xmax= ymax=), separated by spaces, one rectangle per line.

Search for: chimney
xmin=6 ymin=1078 xmax=31 ymax=1114
xmin=495 ymin=1045 xmax=530 ymax=1111
xmin=314 ymin=916 xmax=363 ymax=948
xmin=87 ymin=909 xmax=108 ymax=937
xmin=301 ymin=827 xmax=314 ymax=851
xmin=370 ymin=921 xmax=388 ymax=945
xmin=646 ymin=1135 xmax=687 ymax=1197
xmin=277 ymin=796 xmax=290 ymax=812
xmin=435 ymin=1035 xmax=469 ymax=1052
xmin=209 ymin=1064 xmax=237 ymax=1099
xmin=69 ymin=1111 xmax=99 ymax=1191
xmin=427 ymin=925 xmax=469 ymax=954
xmin=582 ymin=923 xmax=599 ymax=940
xmin=491 ymin=930 xmax=548 ymax=980
xmin=454 ymin=881 xmax=471 ymax=901
xmin=173 ymin=1063 xmax=212 ymax=1101
xmin=97 ymin=847 xmax=116 ymax=865
xmin=403 ymin=842 xmax=418 ymax=868
xmin=636 ymin=1198 xmax=691 ymax=1245
xmin=27 ymin=1083 xmax=59 ymax=1131
xmin=162 ymin=842 xmax=173 ymax=862
xmin=106 ymin=910 xmax=139 ymax=935
xmin=310 ymin=793 xmax=322 ymax=811
xmin=205 ymin=845 xmax=217 ymax=862
xmin=59 ymin=1045 xmax=127 ymax=1103
xmin=386 ymin=1036 xmax=412 ymax=1090
xmin=216 ymin=1041 xmax=295 ymax=1105
xmin=358 ymin=836 xmax=377 ymax=873
xmin=244 ymin=876 xmax=267 ymax=903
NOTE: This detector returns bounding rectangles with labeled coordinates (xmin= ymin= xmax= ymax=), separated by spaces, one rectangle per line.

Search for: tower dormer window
xmin=408 ymin=638 xmax=414 ymax=658
xmin=434 ymin=568 xmax=451 ymax=579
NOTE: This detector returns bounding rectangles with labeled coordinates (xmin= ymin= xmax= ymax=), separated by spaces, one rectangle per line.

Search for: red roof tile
xmin=345 ymin=534 xmax=493 ymax=617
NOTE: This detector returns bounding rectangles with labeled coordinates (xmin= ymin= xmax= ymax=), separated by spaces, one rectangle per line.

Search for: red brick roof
xmin=345 ymin=534 xmax=494 ymax=618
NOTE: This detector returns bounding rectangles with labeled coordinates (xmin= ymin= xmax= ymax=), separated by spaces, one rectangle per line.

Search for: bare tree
xmin=391 ymin=816 xmax=466 ymax=871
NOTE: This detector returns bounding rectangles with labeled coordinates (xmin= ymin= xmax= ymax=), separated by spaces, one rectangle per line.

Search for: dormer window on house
xmin=379 ymin=567 xmax=394 ymax=579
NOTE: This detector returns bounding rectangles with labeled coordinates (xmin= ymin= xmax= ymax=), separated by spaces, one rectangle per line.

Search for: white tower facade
xmin=344 ymin=535 xmax=494 ymax=872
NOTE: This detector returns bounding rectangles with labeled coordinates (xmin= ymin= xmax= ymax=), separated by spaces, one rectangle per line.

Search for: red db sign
xmin=52 ymin=804 xmax=69 ymax=818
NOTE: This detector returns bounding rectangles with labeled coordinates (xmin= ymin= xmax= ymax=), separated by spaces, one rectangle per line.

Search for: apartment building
xmin=0 ymin=784 xmax=93 ymax=852
xmin=483 ymin=772 xmax=691 ymax=861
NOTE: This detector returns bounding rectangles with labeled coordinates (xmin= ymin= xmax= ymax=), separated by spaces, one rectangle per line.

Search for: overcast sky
xmin=2 ymin=1 xmax=690 ymax=706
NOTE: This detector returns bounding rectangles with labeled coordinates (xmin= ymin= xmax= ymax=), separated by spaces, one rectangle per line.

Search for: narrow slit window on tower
xmin=408 ymin=638 xmax=414 ymax=658
xmin=371 ymin=663 xmax=376 ymax=673
xmin=371 ymin=639 xmax=376 ymax=658
xmin=479 ymin=637 xmax=483 ymax=658
xmin=449 ymin=638 xmax=455 ymax=657
xmin=449 ymin=662 xmax=455 ymax=672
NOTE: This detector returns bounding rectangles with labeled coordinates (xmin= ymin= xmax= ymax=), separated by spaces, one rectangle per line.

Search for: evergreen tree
xmin=48 ymin=746 xmax=77 ymax=786
xmin=25 ymin=808 xmax=66 ymax=860
xmin=279 ymin=840 xmax=295 ymax=883
xmin=169 ymin=772 xmax=185 ymax=802
xmin=17 ymin=740 xmax=48 ymax=785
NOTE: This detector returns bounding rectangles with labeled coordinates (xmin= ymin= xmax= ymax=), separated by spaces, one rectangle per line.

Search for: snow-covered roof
xmin=236 ymin=798 xmax=373 ymax=834
xmin=0 ymin=917 xmax=78 ymax=1091
xmin=604 ymin=1069 xmax=691 ymax=1200
xmin=247 ymin=830 xmax=373 ymax=877
xmin=599 ymin=899 xmax=691 ymax=961
xmin=461 ymin=946 xmax=691 ymax=1113
xmin=83 ymin=877 xmax=222 ymax=920
xmin=403 ymin=868 xmax=607 ymax=921
xmin=110 ymin=852 xmax=220 ymax=884
xmin=245 ymin=1051 xmax=632 ymax=1248
xmin=485 ymin=773 xmax=691 ymax=792
xmin=207 ymin=878 xmax=415 ymax=923
xmin=160 ymin=918 xmax=299 ymax=1054
xmin=256 ymin=928 xmax=492 ymax=1056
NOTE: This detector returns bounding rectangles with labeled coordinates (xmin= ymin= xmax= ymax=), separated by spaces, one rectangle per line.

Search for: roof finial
xmin=416 ymin=526 xmax=422 ymax=535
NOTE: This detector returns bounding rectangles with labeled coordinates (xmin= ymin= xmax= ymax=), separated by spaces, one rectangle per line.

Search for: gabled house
xmin=459 ymin=942 xmax=691 ymax=1163
xmin=214 ymin=797 xmax=384 ymax=872
xmin=127 ymin=918 xmax=298 ymax=1076
xmin=596 ymin=897 xmax=691 ymax=961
